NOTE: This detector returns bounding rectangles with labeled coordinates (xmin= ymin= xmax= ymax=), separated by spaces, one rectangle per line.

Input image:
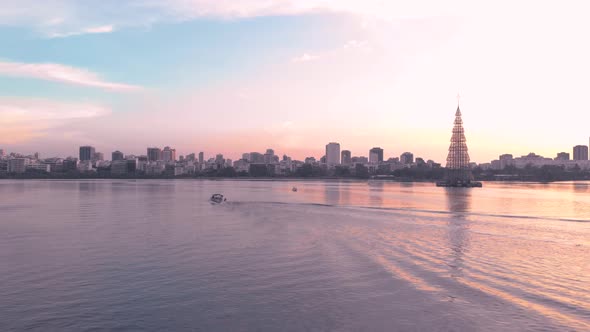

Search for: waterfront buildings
xmin=369 ymin=147 xmax=384 ymax=164
xmin=93 ymin=152 xmax=104 ymax=161
xmin=79 ymin=146 xmax=95 ymax=161
xmin=8 ymin=158 xmax=27 ymax=173
xmin=400 ymin=152 xmax=414 ymax=165
xmin=162 ymin=146 xmax=177 ymax=162
xmin=112 ymin=151 xmax=125 ymax=161
xmin=147 ymin=147 xmax=162 ymax=162
xmin=555 ymin=152 xmax=570 ymax=161
xmin=341 ymin=150 xmax=352 ymax=165
xmin=325 ymin=142 xmax=341 ymax=167
xmin=573 ymin=145 xmax=589 ymax=161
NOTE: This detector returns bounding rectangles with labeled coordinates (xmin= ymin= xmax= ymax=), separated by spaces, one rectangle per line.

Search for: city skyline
xmin=2 ymin=1 xmax=590 ymax=161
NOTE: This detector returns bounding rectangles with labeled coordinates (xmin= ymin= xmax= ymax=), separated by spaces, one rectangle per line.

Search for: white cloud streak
xmin=0 ymin=61 xmax=142 ymax=91
xmin=0 ymin=0 xmax=490 ymax=37
xmin=292 ymin=53 xmax=320 ymax=63
xmin=48 ymin=25 xmax=115 ymax=38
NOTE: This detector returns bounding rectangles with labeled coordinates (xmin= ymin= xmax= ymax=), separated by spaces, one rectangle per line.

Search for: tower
xmin=325 ymin=142 xmax=341 ymax=167
xmin=441 ymin=104 xmax=479 ymax=186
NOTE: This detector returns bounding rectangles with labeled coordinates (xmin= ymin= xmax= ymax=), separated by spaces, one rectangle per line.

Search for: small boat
xmin=292 ymin=187 xmax=298 ymax=192
xmin=210 ymin=194 xmax=226 ymax=204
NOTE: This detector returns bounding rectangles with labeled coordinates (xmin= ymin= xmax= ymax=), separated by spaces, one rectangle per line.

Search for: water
xmin=0 ymin=180 xmax=589 ymax=331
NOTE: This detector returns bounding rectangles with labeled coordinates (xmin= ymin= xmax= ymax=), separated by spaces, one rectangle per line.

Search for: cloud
xmin=47 ymin=25 xmax=115 ymax=38
xmin=0 ymin=0 xmax=484 ymax=37
xmin=0 ymin=97 xmax=109 ymax=144
xmin=0 ymin=60 xmax=142 ymax=91
xmin=292 ymin=53 xmax=320 ymax=63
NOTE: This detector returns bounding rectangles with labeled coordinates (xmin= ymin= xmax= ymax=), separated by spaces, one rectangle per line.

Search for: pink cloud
xmin=0 ymin=60 xmax=142 ymax=91
xmin=0 ymin=97 xmax=109 ymax=144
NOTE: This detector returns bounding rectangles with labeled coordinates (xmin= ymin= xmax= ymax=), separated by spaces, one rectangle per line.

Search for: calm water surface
xmin=0 ymin=180 xmax=589 ymax=331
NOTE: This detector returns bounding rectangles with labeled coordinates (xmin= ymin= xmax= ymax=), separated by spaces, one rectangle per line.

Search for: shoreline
xmin=1 ymin=177 xmax=590 ymax=184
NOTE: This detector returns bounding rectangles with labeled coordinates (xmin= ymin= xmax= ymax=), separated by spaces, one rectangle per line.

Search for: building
xmin=147 ymin=147 xmax=162 ymax=161
xmin=78 ymin=160 xmax=93 ymax=172
xmin=62 ymin=158 xmax=78 ymax=172
xmin=162 ymin=146 xmax=177 ymax=162
xmin=8 ymin=158 xmax=27 ymax=173
xmin=199 ymin=152 xmax=204 ymax=163
xmin=400 ymin=152 xmax=414 ymax=165
xmin=573 ymin=145 xmax=589 ymax=161
xmin=555 ymin=152 xmax=570 ymax=161
xmin=499 ymin=154 xmax=514 ymax=169
xmin=112 ymin=151 xmax=125 ymax=161
xmin=0 ymin=149 xmax=4 ymax=157
xmin=111 ymin=159 xmax=138 ymax=175
xmin=352 ymin=156 xmax=368 ymax=164
xmin=341 ymin=150 xmax=351 ymax=165
xmin=325 ymin=142 xmax=341 ymax=167
xmin=369 ymin=147 xmax=384 ymax=163
xmin=79 ymin=146 xmax=96 ymax=161
xmin=93 ymin=152 xmax=104 ymax=161
xmin=264 ymin=149 xmax=275 ymax=164
xmin=250 ymin=152 xmax=264 ymax=163
xmin=27 ymin=163 xmax=51 ymax=172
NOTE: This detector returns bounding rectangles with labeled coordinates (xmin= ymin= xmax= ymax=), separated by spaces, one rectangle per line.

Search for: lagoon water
xmin=0 ymin=180 xmax=589 ymax=331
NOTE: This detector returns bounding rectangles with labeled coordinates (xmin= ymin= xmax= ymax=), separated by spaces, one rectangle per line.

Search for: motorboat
xmin=210 ymin=194 xmax=226 ymax=204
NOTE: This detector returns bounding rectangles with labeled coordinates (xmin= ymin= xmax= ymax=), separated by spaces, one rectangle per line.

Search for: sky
xmin=1 ymin=0 xmax=590 ymax=163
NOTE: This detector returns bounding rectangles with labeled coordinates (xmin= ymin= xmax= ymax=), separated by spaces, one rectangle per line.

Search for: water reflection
xmin=367 ymin=181 xmax=384 ymax=207
xmin=572 ymin=182 xmax=590 ymax=193
xmin=444 ymin=188 xmax=472 ymax=278
xmin=323 ymin=182 xmax=341 ymax=206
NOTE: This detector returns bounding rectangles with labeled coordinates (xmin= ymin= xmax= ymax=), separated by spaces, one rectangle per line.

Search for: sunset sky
xmin=1 ymin=0 xmax=589 ymax=163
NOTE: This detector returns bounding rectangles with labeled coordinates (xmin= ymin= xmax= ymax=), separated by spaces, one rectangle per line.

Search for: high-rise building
xmin=199 ymin=152 xmax=204 ymax=163
xmin=264 ymin=149 xmax=275 ymax=164
xmin=93 ymin=152 xmax=104 ymax=161
xmin=79 ymin=146 xmax=96 ymax=161
xmin=8 ymin=158 xmax=27 ymax=173
xmin=369 ymin=147 xmax=384 ymax=163
xmin=555 ymin=152 xmax=570 ymax=161
xmin=325 ymin=142 xmax=340 ymax=167
xmin=112 ymin=151 xmax=125 ymax=161
xmin=147 ymin=147 xmax=162 ymax=161
xmin=250 ymin=152 xmax=264 ymax=163
xmin=573 ymin=145 xmax=589 ymax=161
xmin=341 ymin=150 xmax=351 ymax=165
xmin=400 ymin=152 xmax=414 ymax=164
xmin=0 ymin=149 xmax=5 ymax=157
xmin=162 ymin=146 xmax=177 ymax=162
xmin=499 ymin=154 xmax=514 ymax=169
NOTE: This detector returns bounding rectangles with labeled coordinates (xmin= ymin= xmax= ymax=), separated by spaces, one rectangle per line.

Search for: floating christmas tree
xmin=437 ymin=102 xmax=482 ymax=187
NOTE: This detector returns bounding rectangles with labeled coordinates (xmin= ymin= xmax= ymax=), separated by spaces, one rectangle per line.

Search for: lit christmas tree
xmin=438 ymin=102 xmax=481 ymax=187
